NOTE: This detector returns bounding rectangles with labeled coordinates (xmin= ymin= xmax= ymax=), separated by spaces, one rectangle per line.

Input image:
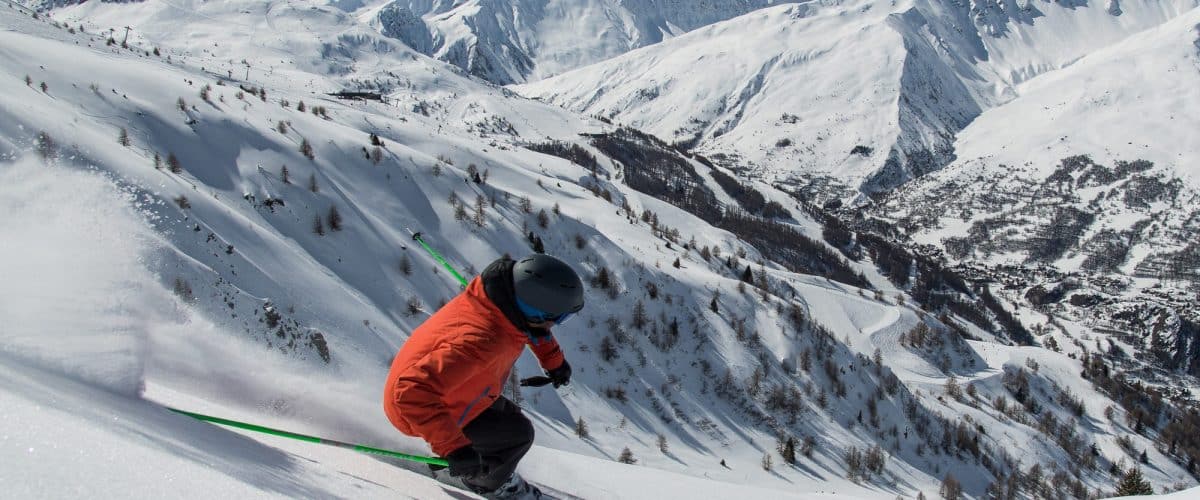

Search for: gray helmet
xmin=513 ymin=254 xmax=584 ymax=318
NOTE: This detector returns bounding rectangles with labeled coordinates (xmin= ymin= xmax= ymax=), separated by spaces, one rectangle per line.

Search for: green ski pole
xmin=166 ymin=407 xmax=449 ymax=467
xmin=408 ymin=228 xmax=469 ymax=288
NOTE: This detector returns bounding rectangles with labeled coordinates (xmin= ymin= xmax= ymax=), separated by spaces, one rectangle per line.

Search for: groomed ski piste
xmin=2 ymin=1 xmax=1199 ymax=498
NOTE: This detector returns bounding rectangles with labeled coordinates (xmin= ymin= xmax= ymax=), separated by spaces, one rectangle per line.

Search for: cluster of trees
xmin=1082 ymin=350 xmax=1200 ymax=477
xmin=524 ymin=140 xmax=599 ymax=171
xmin=312 ymin=205 xmax=342 ymax=236
xmin=821 ymin=216 xmax=856 ymax=256
xmin=708 ymin=167 xmax=788 ymax=218
xmin=590 ymin=128 xmax=724 ymax=224
xmin=446 ymin=191 xmax=489 ymax=229
xmin=718 ymin=210 xmax=869 ymax=288
xmin=776 ymin=435 xmax=815 ymax=465
xmin=980 ymin=288 xmax=1036 ymax=345
xmin=591 ymin=128 xmax=872 ymax=289
xmin=843 ymin=444 xmax=886 ymax=482
xmin=237 ymin=84 xmax=267 ymax=102
xmin=294 ymin=100 xmax=329 ymax=119
xmin=1110 ymin=307 xmax=1200 ymax=376
xmin=899 ymin=322 xmax=974 ymax=373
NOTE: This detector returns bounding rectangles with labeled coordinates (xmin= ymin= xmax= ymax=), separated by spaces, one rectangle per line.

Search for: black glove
xmin=547 ymin=360 xmax=572 ymax=388
xmin=445 ymin=445 xmax=489 ymax=479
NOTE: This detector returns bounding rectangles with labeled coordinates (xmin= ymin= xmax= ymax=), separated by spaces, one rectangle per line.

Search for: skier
xmin=383 ymin=254 xmax=584 ymax=499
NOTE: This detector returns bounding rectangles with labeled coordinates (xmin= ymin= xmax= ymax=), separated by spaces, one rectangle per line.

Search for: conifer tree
xmin=631 ymin=301 xmax=647 ymax=330
xmin=167 ymin=152 xmax=182 ymax=173
xmin=312 ymin=214 xmax=325 ymax=236
xmin=600 ymin=336 xmax=617 ymax=362
xmin=300 ymin=138 xmax=314 ymax=160
xmin=327 ymin=205 xmax=342 ymax=231
xmin=35 ymin=131 xmax=56 ymax=161
xmin=781 ymin=436 xmax=797 ymax=465
xmin=1115 ymin=467 xmax=1154 ymax=496
xmin=594 ymin=267 xmax=611 ymax=289
xmin=473 ymin=195 xmax=486 ymax=227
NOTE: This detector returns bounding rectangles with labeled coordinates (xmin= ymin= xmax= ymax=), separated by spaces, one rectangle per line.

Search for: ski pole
xmin=408 ymin=229 xmax=469 ymax=288
xmin=166 ymin=406 xmax=449 ymax=467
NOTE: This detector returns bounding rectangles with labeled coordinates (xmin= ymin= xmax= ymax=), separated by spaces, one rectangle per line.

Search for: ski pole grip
xmin=519 ymin=376 xmax=553 ymax=387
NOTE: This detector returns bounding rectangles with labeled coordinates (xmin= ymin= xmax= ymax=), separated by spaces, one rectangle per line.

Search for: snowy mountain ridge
xmin=2 ymin=1 xmax=1199 ymax=498
xmin=517 ymin=0 xmax=1198 ymax=192
xmin=368 ymin=0 xmax=811 ymax=85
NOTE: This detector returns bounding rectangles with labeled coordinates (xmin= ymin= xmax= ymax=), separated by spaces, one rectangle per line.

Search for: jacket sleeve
xmin=389 ymin=334 xmax=493 ymax=456
xmin=527 ymin=332 xmax=565 ymax=371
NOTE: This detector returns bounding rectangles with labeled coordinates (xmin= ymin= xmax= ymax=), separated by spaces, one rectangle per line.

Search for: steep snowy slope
xmin=0 ymin=157 xmax=846 ymax=499
xmin=5 ymin=2 xmax=1199 ymax=498
xmin=518 ymin=0 xmax=1198 ymax=192
xmin=0 ymin=354 xmax=456 ymax=499
xmin=0 ymin=5 xmax=933 ymax=497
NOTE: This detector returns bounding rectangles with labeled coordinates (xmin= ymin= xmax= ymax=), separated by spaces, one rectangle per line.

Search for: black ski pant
xmin=461 ymin=396 xmax=534 ymax=492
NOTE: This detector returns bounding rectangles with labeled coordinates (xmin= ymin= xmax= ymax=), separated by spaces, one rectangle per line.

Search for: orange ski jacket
xmin=383 ymin=268 xmax=565 ymax=456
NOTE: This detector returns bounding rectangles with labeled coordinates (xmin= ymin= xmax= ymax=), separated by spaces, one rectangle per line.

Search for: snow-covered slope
xmin=518 ymin=0 xmax=1199 ymax=192
xmin=364 ymin=0 xmax=813 ymax=85
xmin=4 ymin=2 xmax=1199 ymax=498
xmin=0 ymin=159 xmax=835 ymax=500
xmin=0 ymin=5 xmax=913 ymax=497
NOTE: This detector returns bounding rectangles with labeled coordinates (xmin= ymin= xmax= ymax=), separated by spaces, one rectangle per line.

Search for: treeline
xmin=718 ymin=210 xmax=870 ymax=288
xmin=1110 ymin=308 xmax=1200 ymax=377
xmin=708 ymin=167 xmax=790 ymax=218
xmin=588 ymin=128 xmax=869 ymax=287
xmin=590 ymin=128 xmax=723 ymax=223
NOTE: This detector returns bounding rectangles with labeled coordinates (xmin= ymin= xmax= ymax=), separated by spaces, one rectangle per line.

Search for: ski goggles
xmin=516 ymin=298 xmax=580 ymax=325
